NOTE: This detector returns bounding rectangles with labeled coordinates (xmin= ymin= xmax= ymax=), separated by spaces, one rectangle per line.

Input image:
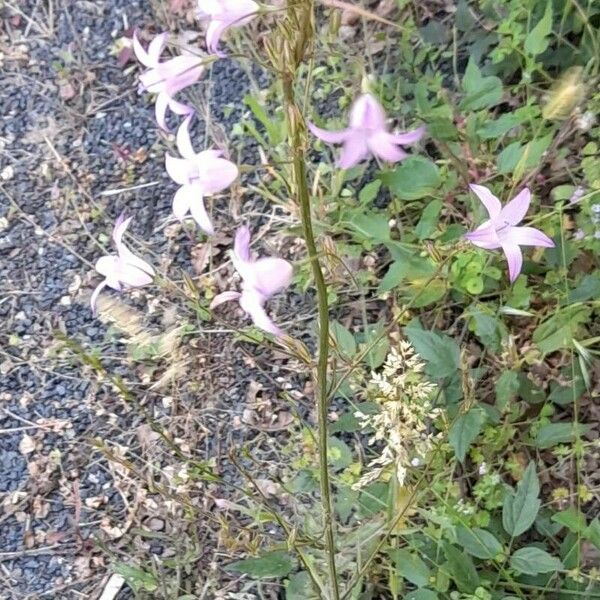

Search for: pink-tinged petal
xmin=189 ymin=194 xmax=214 ymax=235
xmin=388 ymin=125 xmax=426 ymax=146
xmin=206 ymin=19 xmax=229 ymax=55
xmin=251 ymin=257 xmax=293 ymax=297
xmin=176 ymin=116 xmax=196 ymax=159
xmin=500 ymin=188 xmax=531 ymax=226
xmin=501 ymin=241 xmax=523 ymax=283
xmin=350 ymin=94 xmax=387 ymax=131
xmin=162 ymin=56 xmax=204 ymax=95
xmin=95 ymin=255 xmax=120 ymax=279
xmin=240 ymin=290 xmax=282 ymax=336
xmin=469 ymin=184 xmax=502 ymax=220
xmin=147 ymin=32 xmax=168 ymax=64
xmin=166 ymin=154 xmax=195 ymax=185
xmin=112 ymin=213 xmax=132 ymax=252
xmin=90 ymin=280 xmax=107 ymax=314
xmin=368 ymin=131 xmax=408 ymax=164
xmin=122 ymin=252 xmax=155 ymax=278
xmin=172 ymin=185 xmax=193 ymax=220
xmin=155 ymin=92 xmax=169 ymax=131
xmin=338 ymin=135 xmax=370 ymax=169
xmin=168 ymin=97 xmax=195 ymax=117
xmin=210 ymin=290 xmax=242 ymax=309
xmin=234 ymin=226 xmax=251 ymax=263
xmin=196 ymin=153 xmax=238 ymax=195
xmin=505 ymin=226 xmax=555 ymax=248
xmin=139 ymin=68 xmax=162 ymax=93
xmin=464 ymin=222 xmax=501 ymax=250
xmin=132 ymin=32 xmax=153 ymax=67
xmin=307 ymin=122 xmax=350 ymax=144
xmin=118 ymin=263 xmax=154 ymax=287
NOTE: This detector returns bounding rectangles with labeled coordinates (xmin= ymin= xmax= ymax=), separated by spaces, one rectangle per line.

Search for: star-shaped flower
xmin=308 ymin=93 xmax=425 ymax=169
xmin=465 ymin=184 xmax=555 ymax=283
xmin=91 ymin=215 xmax=155 ymax=312
xmin=197 ymin=0 xmax=260 ymax=56
xmin=165 ymin=116 xmax=239 ymax=234
xmin=210 ymin=226 xmax=292 ymax=335
xmin=133 ymin=32 xmax=205 ymax=130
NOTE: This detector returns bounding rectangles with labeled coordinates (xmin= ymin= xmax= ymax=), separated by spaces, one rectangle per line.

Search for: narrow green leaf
xmin=415 ymin=200 xmax=443 ymax=240
xmin=449 ymin=409 xmax=486 ymax=462
xmin=502 ymin=462 xmax=541 ymax=537
xmin=510 ymin=546 xmax=563 ymax=575
xmin=534 ymin=422 xmax=590 ymax=449
xmin=359 ymin=180 xmax=382 ymax=204
xmin=442 ymin=544 xmax=479 ymax=593
xmin=227 ymin=551 xmax=294 ymax=578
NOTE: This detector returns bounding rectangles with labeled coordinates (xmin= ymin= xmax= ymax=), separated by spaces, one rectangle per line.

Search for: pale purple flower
xmin=197 ymin=0 xmax=260 ymax=56
xmin=308 ymin=93 xmax=425 ymax=169
xmin=91 ymin=215 xmax=155 ymax=313
xmin=568 ymin=186 xmax=585 ymax=205
xmin=210 ymin=226 xmax=292 ymax=335
xmin=165 ymin=116 xmax=238 ymax=234
xmin=465 ymin=184 xmax=555 ymax=283
xmin=133 ymin=32 xmax=204 ymax=130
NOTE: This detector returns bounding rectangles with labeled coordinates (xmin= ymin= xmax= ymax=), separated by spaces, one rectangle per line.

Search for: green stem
xmin=280 ymin=16 xmax=339 ymax=599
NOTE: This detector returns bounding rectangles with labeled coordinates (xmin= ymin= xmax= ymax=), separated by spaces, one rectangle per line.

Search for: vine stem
xmin=280 ymin=6 xmax=340 ymax=598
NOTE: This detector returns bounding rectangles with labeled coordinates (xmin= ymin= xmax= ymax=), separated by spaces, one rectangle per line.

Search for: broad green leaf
xmin=362 ymin=321 xmax=390 ymax=369
xmin=534 ymin=422 xmax=590 ymax=449
xmin=510 ymin=546 xmax=563 ymax=575
xmin=456 ymin=526 xmax=503 ymax=560
xmin=382 ymin=157 xmax=442 ymax=200
xmin=551 ymin=507 xmax=587 ymax=533
xmin=449 ymin=408 xmax=486 ymax=462
xmin=330 ymin=321 xmax=357 ymax=358
xmin=502 ymin=462 xmax=541 ymax=537
xmin=335 ymin=486 xmax=359 ymax=522
xmin=359 ymin=180 xmax=382 ymax=204
xmin=389 ymin=548 xmax=431 ymax=588
xmin=113 ymin=564 xmax=159 ymax=593
xmin=524 ymin=2 xmax=553 ymax=56
xmin=358 ymin=482 xmax=389 ymax=518
xmin=477 ymin=113 xmax=526 ymax=139
xmin=404 ymin=326 xmax=461 ymax=378
xmin=415 ymin=200 xmax=443 ymax=240
xmin=569 ymin=274 xmax=600 ymax=304
xmin=495 ymin=371 xmax=520 ymax=410
xmin=442 ymin=544 xmax=479 ymax=593
xmin=348 ymin=213 xmax=390 ymax=242
xmin=405 ymin=590 xmax=439 ymax=600
xmin=460 ymin=59 xmax=503 ymax=111
xmin=328 ymin=437 xmax=353 ymax=471
xmin=227 ymin=551 xmax=294 ymax=578
xmin=584 ymin=518 xmax=600 ymax=551
xmin=497 ymin=135 xmax=553 ymax=176
xmin=470 ymin=311 xmax=506 ymax=351
xmin=286 ymin=572 xmax=318 ymax=600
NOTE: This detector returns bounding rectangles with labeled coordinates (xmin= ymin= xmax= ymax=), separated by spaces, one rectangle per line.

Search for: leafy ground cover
xmin=1 ymin=0 xmax=599 ymax=599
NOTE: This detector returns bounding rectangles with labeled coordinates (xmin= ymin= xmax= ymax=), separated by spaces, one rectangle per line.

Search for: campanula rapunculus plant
xmin=210 ymin=226 xmax=293 ymax=335
xmin=91 ymin=215 xmax=155 ymax=313
xmin=197 ymin=0 xmax=260 ymax=56
xmin=308 ymin=93 xmax=425 ymax=169
xmin=165 ymin=116 xmax=239 ymax=235
xmin=465 ymin=184 xmax=555 ymax=282
xmin=133 ymin=32 xmax=205 ymax=130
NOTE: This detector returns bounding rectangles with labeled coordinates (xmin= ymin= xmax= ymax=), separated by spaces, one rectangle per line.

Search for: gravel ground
xmin=0 ymin=2 xmax=309 ymax=598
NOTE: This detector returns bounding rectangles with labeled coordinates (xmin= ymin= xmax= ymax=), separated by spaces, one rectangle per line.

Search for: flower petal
xmin=506 ymin=226 xmax=555 ymax=248
xmin=210 ymin=290 xmax=242 ymax=309
xmin=464 ymin=222 xmax=501 ymax=250
xmin=118 ymin=264 xmax=154 ymax=287
xmin=250 ymin=257 xmax=293 ymax=297
xmin=469 ymin=184 xmax=502 ymax=220
xmin=367 ymin=131 xmax=408 ymax=163
xmin=133 ymin=32 xmax=162 ymax=68
xmin=176 ymin=116 xmax=196 ymax=158
xmin=112 ymin=213 xmax=132 ymax=251
xmin=168 ymin=97 xmax=195 ymax=117
xmin=240 ymin=290 xmax=282 ymax=336
xmin=154 ymin=92 xmax=170 ymax=131
xmin=350 ymin=94 xmax=387 ymax=131
xmin=95 ymin=255 xmax=120 ymax=279
xmin=162 ymin=56 xmax=204 ymax=95
xmin=388 ymin=125 xmax=426 ymax=146
xmin=90 ymin=280 xmax=107 ymax=314
xmin=166 ymin=154 xmax=195 ymax=185
xmin=307 ymin=122 xmax=350 ymax=144
xmin=500 ymin=188 xmax=531 ymax=226
xmin=338 ymin=134 xmax=370 ymax=169
xmin=206 ymin=19 xmax=229 ymax=55
xmin=189 ymin=193 xmax=214 ymax=235
xmin=233 ymin=226 xmax=251 ymax=263
xmin=501 ymin=241 xmax=523 ymax=283
xmin=147 ymin=32 xmax=168 ymax=63
xmin=172 ymin=185 xmax=193 ymax=220
xmin=196 ymin=152 xmax=238 ymax=195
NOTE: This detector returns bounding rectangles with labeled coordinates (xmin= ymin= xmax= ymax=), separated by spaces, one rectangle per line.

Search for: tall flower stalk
xmin=276 ymin=2 xmax=340 ymax=598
